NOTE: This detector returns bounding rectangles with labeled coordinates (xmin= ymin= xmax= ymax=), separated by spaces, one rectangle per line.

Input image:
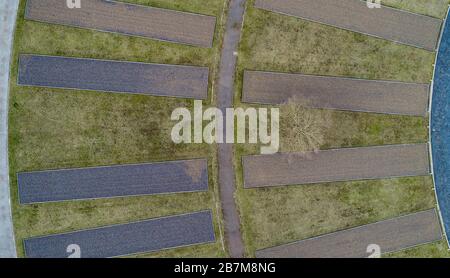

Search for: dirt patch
xmin=183 ymin=159 xmax=205 ymax=184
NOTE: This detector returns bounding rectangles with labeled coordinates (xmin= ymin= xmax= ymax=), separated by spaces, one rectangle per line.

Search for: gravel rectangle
xmin=18 ymin=55 xmax=209 ymax=99
xmin=255 ymin=0 xmax=442 ymax=51
xmin=256 ymin=209 xmax=442 ymax=258
xmin=243 ymin=144 xmax=430 ymax=188
xmin=25 ymin=0 xmax=216 ymax=47
xmin=18 ymin=159 xmax=208 ymax=204
xmin=243 ymin=71 xmax=430 ymax=116
xmin=24 ymin=211 xmax=215 ymax=258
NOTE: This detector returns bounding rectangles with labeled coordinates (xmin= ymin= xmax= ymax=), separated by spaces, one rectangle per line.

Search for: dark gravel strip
xmin=24 ymin=211 xmax=215 ymax=258
xmin=18 ymin=159 xmax=208 ymax=204
xmin=18 ymin=55 xmax=209 ymax=99
xmin=216 ymin=0 xmax=248 ymax=258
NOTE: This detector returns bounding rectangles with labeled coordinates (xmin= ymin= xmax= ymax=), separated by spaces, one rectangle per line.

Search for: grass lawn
xmin=382 ymin=0 xmax=450 ymax=18
xmin=9 ymin=0 xmax=227 ymax=257
xmin=234 ymin=0 xmax=449 ymax=257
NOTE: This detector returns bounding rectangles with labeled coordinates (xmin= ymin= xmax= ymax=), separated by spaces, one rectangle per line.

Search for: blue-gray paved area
xmin=18 ymin=55 xmax=209 ymax=99
xmin=431 ymin=8 xmax=450 ymax=246
xmin=0 ymin=0 xmax=18 ymax=258
xmin=24 ymin=211 xmax=215 ymax=258
xmin=25 ymin=0 xmax=216 ymax=47
xmin=18 ymin=159 xmax=208 ymax=204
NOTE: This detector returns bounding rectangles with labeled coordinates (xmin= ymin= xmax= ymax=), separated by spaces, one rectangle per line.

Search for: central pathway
xmin=217 ymin=0 xmax=246 ymax=258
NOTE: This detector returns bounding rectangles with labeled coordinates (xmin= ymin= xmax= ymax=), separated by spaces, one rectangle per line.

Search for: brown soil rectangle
xmin=256 ymin=209 xmax=442 ymax=258
xmin=243 ymin=71 xmax=430 ymax=116
xmin=255 ymin=0 xmax=441 ymax=50
xmin=25 ymin=0 xmax=216 ymax=47
xmin=243 ymin=144 xmax=430 ymax=188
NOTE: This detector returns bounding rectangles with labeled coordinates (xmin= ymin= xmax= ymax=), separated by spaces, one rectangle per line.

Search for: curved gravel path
xmin=217 ymin=0 xmax=246 ymax=258
xmin=0 ymin=0 xmax=18 ymax=258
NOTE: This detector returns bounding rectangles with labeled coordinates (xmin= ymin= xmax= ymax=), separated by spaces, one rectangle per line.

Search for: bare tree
xmin=280 ymin=97 xmax=333 ymax=153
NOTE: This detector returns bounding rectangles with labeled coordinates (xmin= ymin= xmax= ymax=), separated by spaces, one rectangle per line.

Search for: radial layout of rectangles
xmin=25 ymin=0 xmax=216 ymax=47
xmin=256 ymin=209 xmax=442 ymax=258
xmin=24 ymin=211 xmax=215 ymax=258
xmin=18 ymin=55 xmax=209 ymax=99
xmin=18 ymin=159 xmax=208 ymax=204
xmin=243 ymin=71 xmax=430 ymax=116
xmin=243 ymin=144 xmax=430 ymax=188
xmin=255 ymin=0 xmax=441 ymax=51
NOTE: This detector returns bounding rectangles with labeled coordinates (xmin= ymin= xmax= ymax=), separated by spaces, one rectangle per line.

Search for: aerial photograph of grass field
xmin=1 ymin=0 xmax=450 ymax=268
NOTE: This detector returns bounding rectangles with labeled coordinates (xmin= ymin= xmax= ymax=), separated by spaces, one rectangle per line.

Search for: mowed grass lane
xmin=9 ymin=0 xmax=227 ymax=257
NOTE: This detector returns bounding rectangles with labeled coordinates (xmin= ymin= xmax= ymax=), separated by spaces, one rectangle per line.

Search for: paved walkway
xmin=0 ymin=0 xmax=18 ymax=258
xmin=217 ymin=0 xmax=246 ymax=258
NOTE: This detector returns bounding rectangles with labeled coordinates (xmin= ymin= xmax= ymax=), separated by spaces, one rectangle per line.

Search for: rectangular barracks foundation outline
xmin=255 ymin=0 xmax=442 ymax=51
xmin=18 ymin=55 xmax=209 ymax=99
xmin=243 ymin=71 xmax=430 ymax=116
xmin=24 ymin=210 xmax=216 ymax=258
xmin=256 ymin=209 xmax=442 ymax=258
xmin=243 ymin=144 xmax=430 ymax=188
xmin=18 ymin=159 xmax=209 ymax=204
xmin=25 ymin=0 xmax=217 ymax=47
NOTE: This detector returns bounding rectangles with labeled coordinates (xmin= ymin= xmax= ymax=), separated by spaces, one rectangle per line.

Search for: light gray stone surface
xmin=0 ymin=0 xmax=19 ymax=258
